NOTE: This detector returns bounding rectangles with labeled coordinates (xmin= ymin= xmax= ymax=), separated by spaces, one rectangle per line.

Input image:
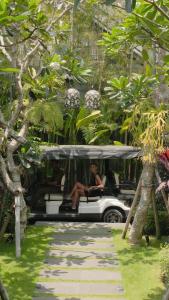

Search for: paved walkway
xmin=33 ymin=222 xmax=126 ymax=300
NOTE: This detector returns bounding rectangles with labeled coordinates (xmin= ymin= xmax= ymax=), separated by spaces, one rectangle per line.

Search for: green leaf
xmin=142 ymin=49 xmax=149 ymax=61
xmin=29 ymin=0 xmax=41 ymax=9
xmin=145 ymin=64 xmax=152 ymax=76
xmin=0 ymin=0 xmax=8 ymax=12
xmin=76 ymin=110 xmax=101 ymax=130
xmin=89 ymin=129 xmax=110 ymax=144
xmin=164 ymin=55 xmax=169 ymax=64
xmin=113 ymin=140 xmax=124 ymax=145
xmin=131 ymin=0 xmax=136 ymax=10
xmin=0 ymin=14 xmax=28 ymax=24
xmin=51 ymin=54 xmax=61 ymax=63
xmin=0 ymin=67 xmax=20 ymax=73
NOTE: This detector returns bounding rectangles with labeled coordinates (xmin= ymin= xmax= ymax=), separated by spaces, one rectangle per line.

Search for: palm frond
xmin=26 ymin=100 xmax=63 ymax=132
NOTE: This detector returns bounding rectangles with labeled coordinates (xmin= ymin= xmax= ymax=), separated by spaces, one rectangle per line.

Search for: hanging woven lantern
xmin=85 ymin=90 xmax=100 ymax=109
xmin=65 ymin=88 xmax=80 ymax=108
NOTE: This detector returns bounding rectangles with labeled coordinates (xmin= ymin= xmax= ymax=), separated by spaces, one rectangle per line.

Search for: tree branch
xmin=23 ymin=41 xmax=40 ymax=70
xmin=0 ymin=36 xmax=12 ymax=62
xmin=0 ymin=155 xmax=16 ymax=193
xmin=8 ymin=122 xmax=28 ymax=154
xmin=47 ymin=3 xmax=73 ymax=31
xmin=0 ymin=27 xmax=38 ymax=48
xmin=144 ymin=0 xmax=169 ymax=21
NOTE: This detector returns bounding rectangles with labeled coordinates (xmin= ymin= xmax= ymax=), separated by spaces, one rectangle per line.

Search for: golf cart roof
xmin=40 ymin=145 xmax=141 ymax=160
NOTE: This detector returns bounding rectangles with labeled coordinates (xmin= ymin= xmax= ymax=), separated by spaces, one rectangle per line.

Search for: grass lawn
xmin=0 ymin=225 xmax=166 ymax=300
xmin=113 ymin=229 xmax=166 ymax=300
xmin=0 ymin=225 xmax=53 ymax=300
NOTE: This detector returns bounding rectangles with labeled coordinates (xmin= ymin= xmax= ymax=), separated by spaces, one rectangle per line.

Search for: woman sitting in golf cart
xmin=70 ymin=163 xmax=103 ymax=210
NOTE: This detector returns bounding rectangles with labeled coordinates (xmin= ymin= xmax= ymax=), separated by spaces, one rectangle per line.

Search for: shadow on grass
xmin=0 ymin=225 xmax=54 ymax=300
xmin=0 ymin=222 xmax=116 ymax=300
xmin=112 ymin=229 xmax=165 ymax=300
xmin=112 ymin=229 xmax=162 ymax=265
xmin=144 ymin=287 xmax=165 ymax=300
xmin=0 ymin=224 xmax=164 ymax=300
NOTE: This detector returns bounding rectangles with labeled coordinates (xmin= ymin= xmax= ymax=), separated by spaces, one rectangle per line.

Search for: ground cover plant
xmin=0 ymin=226 xmax=53 ymax=300
xmin=113 ymin=229 xmax=166 ymax=300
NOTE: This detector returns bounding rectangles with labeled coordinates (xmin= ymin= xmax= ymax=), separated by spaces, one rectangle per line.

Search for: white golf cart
xmin=29 ymin=145 xmax=140 ymax=223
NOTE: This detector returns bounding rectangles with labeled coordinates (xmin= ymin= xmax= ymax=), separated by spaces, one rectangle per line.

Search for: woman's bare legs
xmin=70 ymin=182 xmax=87 ymax=197
xmin=71 ymin=187 xmax=85 ymax=209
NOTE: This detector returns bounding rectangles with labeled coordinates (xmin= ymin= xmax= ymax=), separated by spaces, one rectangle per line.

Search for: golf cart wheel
xmin=103 ymin=209 xmax=123 ymax=223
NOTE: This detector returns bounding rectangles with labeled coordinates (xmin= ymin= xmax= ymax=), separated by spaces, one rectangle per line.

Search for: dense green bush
xmin=0 ymin=191 xmax=14 ymax=234
xmin=144 ymin=210 xmax=169 ymax=236
xmin=143 ymin=192 xmax=169 ymax=235
xmin=160 ymin=244 xmax=169 ymax=286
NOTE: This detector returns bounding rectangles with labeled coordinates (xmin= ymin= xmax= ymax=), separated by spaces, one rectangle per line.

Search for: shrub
xmin=160 ymin=243 xmax=169 ymax=286
xmin=144 ymin=209 xmax=169 ymax=236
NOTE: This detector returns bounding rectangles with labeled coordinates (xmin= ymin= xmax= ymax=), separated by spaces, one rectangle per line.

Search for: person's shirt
xmin=88 ymin=173 xmax=102 ymax=187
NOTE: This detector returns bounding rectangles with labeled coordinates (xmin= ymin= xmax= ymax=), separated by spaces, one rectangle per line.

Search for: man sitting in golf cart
xmin=70 ymin=163 xmax=104 ymax=210
xmin=31 ymin=160 xmax=65 ymax=211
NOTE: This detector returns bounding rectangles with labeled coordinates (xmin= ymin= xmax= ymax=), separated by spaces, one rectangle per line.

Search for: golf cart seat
xmin=80 ymin=175 xmax=107 ymax=202
xmin=44 ymin=175 xmax=65 ymax=214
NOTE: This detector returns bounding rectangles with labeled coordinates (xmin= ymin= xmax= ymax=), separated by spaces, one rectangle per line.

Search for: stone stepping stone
xmin=44 ymin=257 xmax=119 ymax=268
xmin=33 ymin=296 xmax=126 ymax=300
xmin=35 ymin=221 xmax=124 ymax=230
xmin=51 ymin=235 xmax=113 ymax=242
xmin=39 ymin=269 xmax=122 ymax=281
xmin=54 ymin=230 xmax=112 ymax=236
xmin=35 ymin=281 xmax=124 ymax=295
xmin=48 ymin=249 xmax=117 ymax=259
xmin=50 ymin=238 xmax=114 ymax=250
xmin=33 ymin=222 xmax=126 ymax=300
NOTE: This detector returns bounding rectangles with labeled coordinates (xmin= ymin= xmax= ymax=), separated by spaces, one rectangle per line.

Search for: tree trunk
xmin=0 ymin=280 xmax=9 ymax=300
xmin=0 ymin=211 xmax=12 ymax=240
xmin=152 ymin=189 xmax=160 ymax=239
xmin=129 ymin=163 xmax=154 ymax=244
xmin=15 ymin=195 xmax=21 ymax=258
xmin=20 ymin=195 xmax=27 ymax=240
xmin=163 ymin=288 xmax=169 ymax=300
xmin=122 ymin=175 xmax=142 ymax=239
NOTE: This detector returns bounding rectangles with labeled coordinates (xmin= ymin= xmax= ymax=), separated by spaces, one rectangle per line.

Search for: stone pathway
xmin=33 ymin=222 xmax=126 ymax=300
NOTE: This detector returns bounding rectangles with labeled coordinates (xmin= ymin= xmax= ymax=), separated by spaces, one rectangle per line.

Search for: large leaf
xmin=0 ymin=67 xmax=20 ymax=73
xmin=76 ymin=110 xmax=101 ymax=130
xmin=0 ymin=14 xmax=28 ymax=24
xmin=89 ymin=129 xmax=110 ymax=144
xmin=29 ymin=0 xmax=41 ymax=9
xmin=0 ymin=0 xmax=8 ymax=12
xmin=114 ymin=141 xmax=124 ymax=145
xmin=76 ymin=107 xmax=88 ymax=123
xmin=27 ymin=100 xmax=63 ymax=131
